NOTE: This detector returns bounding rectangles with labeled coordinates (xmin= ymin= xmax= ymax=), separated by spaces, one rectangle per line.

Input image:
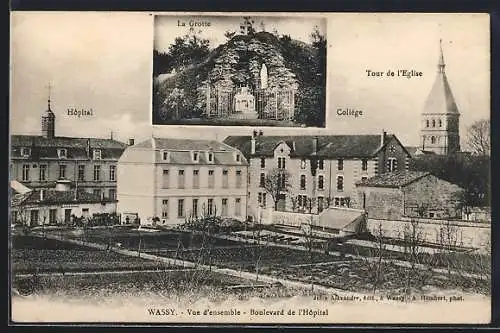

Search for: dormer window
xmin=21 ymin=147 xmax=31 ymax=157
xmin=93 ymin=149 xmax=101 ymax=160
xmin=192 ymin=151 xmax=199 ymax=163
xmin=58 ymin=148 xmax=67 ymax=159
xmin=161 ymin=150 xmax=169 ymax=161
xmin=207 ymin=152 xmax=214 ymax=163
xmin=234 ymin=153 xmax=241 ymax=163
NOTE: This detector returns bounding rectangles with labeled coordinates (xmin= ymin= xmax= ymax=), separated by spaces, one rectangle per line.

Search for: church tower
xmin=420 ymin=40 xmax=460 ymax=155
xmin=41 ymin=83 xmax=56 ymax=139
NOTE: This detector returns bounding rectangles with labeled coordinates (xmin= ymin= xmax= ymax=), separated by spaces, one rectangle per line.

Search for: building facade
xmin=117 ymin=137 xmax=249 ymax=225
xmin=355 ymin=171 xmax=464 ymax=220
xmin=11 ymin=180 xmax=117 ymax=226
xmin=419 ymin=40 xmax=461 ymax=155
xmin=224 ymin=131 xmax=412 ymax=220
xmin=10 ymin=98 xmax=128 ymax=200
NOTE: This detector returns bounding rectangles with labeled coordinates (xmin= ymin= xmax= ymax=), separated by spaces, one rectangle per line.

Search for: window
xmin=235 ymin=154 xmax=240 ymax=162
xmin=278 ymin=157 xmax=286 ymax=169
xmin=318 ymin=196 xmax=325 ymax=213
xmin=260 ymin=158 xmax=266 ymax=168
xmin=362 ymin=159 xmax=368 ymax=171
xmin=93 ymin=165 xmax=100 ymax=181
xmin=258 ymin=193 xmax=267 ymax=208
xmin=177 ymin=199 xmax=184 ymax=218
xmin=278 ymin=173 xmax=286 ymax=189
xmin=93 ymin=189 xmax=101 ymax=197
xmin=178 ymin=170 xmax=185 ymax=189
xmin=21 ymin=147 xmax=31 ymax=157
xmin=60 ymin=164 xmax=67 ymax=179
xmin=334 ymin=197 xmax=350 ymax=207
xmin=338 ymin=159 xmax=343 ymax=171
xmin=208 ymin=170 xmax=215 ymax=188
xmin=193 ymin=170 xmax=199 ymax=188
xmin=49 ymin=209 xmax=57 ymax=224
xmin=260 ymin=173 xmax=265 ymax=188
xmin=438 ymin=119 xmax=442 ymax=127
xmin=192 ymin=199 xmax=198 ymax=218
xmin=222 ymin=169 xmax=229 ymax=188
xmin=426 ymin=119 xmax=430 ymax=127
xmin=236 ymin=170 xmax=242 ymax=188
xmin=30 ymin=210 xmax=39 ymax=225
xmin=192 ymin=152 xmax=199 ymax=162
xmin=208 ymin=152 xmax=214 ymax=163
xmin=93 ymin=149 xmax=102 ymax=160
xmin=162 ymin=169 xmax=170 ymax=188
xmin=109 ymin=165 xmax=116 ymax=181
xmin=318 ymin=175 xmax=324 ymax=190
xmin=300 ymin=159 xmax=306 ymax=169
xmin=162 ymin=151 xmax=169 ymax=161
xmin=22 ymin=164 xmax=30 ymax=181
xmin=39 ymin=164 xmax=47 ymax=181
xmin=432 ymin=119 xmax=436 ymax=127
xmin=431 ymin=136 xmax=436 ymax=144
xmin=207 ymin=198 xmax=214 ymax=215
xmin=388 ymin=158 xmax=397 ymax=172
xmin=361 ymin=176 xmax=368 ymax=182
xmin=221 ymin=198 xmax=228 ymax=216
xmin=235 ymin=198 xmax=241 ymax=216
xmin=298 ymin=195 xmax=308 ymax=209
xmin=300 ymin=175 xmax=306 ymax=190
xmin=318 ymin=159 xmax=324 ymax=170
xmin=337 ymin=175 xmax=344 ymax=191
xmin=162 ymin=199 xmax=169 ymax=218
xmin=58 ymin=149 xmax=67 ymax=159
xmin=78 ymin=165 xmax=85 ymax=181
xmin=108 ymin=189 xmax=116 ymax=200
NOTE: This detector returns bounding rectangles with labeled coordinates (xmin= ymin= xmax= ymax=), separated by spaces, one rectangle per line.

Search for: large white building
xmin=117 ymin=137 xmax=249 ymax=225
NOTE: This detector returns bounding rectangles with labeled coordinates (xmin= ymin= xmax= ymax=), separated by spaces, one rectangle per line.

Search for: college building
xmin=117 ymin=137 xmax=249 ymax=225
xmin=224 ymin=131 xmax=412 ymax=220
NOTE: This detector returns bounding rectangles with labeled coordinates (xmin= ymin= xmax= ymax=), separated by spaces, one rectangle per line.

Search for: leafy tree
xmin=467 ymin=119 xmax=490 ymax=156
xmin=224 ymin=30 xmax=236 ymax=40
xmin=409 ymin=154 xmax=490 ymax=207
xmin=263 ymin=168 xmax=292 ymax=211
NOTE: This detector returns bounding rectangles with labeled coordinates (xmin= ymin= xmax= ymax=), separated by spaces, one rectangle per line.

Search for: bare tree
xmin=263 ymin=168 xmax=292 ymax=211
xmin=467 ymin=119 xmax=490 ymax=156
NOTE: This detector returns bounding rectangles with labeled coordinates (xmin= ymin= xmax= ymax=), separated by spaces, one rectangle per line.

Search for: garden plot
xmin=11 ymin=235 xmax=173 ymax=274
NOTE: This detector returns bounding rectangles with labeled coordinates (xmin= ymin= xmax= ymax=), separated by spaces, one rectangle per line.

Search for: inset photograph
xmin=152 ymin=15 xmax=326 ymax=127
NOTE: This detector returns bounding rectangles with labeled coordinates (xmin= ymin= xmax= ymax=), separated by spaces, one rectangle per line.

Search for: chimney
xmin=251 ymin=131 xmax=257 ymax=155
xmin=312 ymin=136 xmax=319 ymax=155
xmin=86 ymin=138 xmax=91 ymax=159
xmin=128 ymin=138 xmax=135 ymax=146
xmin=380 ymin=130 xmax=387 ymax=146
xmin=39 ymin=189 xmax=45 ymax=201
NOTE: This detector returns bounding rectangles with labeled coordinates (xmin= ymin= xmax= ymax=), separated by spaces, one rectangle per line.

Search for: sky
xmin=154 ymin=14 xmax=326 ymax=53
xmin=10 ymin=12 xmax=489 ymax=148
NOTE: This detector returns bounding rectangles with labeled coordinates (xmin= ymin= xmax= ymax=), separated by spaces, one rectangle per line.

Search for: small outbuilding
xmin=355 ymin=171 xmax=464 ymax=220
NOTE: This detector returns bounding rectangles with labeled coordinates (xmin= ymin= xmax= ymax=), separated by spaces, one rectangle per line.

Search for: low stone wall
xmin=367 ymin=218 xmax=491 ymax=253
xmin=271 ymin=211 xmax=319 ymax=227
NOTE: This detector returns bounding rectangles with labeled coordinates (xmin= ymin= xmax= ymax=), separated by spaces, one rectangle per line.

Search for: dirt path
xmin=15 ymin=268 xmax=194 ymax=278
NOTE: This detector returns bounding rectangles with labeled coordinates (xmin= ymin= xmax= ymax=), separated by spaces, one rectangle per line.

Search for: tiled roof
xmin=123 ymin=137 xmax=248 ymax=166
xmin=13 ymin=189 xmax=116 ymax=206
xmin=224 ymin=135 xmax=397 ymax=159
xmin=355 ymin=171 xmax=431 ymax=188
xmin=10 ymin=135 xmax=127 ymax=159
xmin=422 ymin=53 xmax=459 ymax=115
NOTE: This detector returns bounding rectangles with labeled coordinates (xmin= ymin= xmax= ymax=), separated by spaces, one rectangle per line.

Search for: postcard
xmin=9 ymin=11 xmax=491 ymax=325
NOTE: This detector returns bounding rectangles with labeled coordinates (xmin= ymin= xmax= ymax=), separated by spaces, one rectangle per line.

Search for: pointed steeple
xmin=42 ymin=82 xmax=56 ymax=139
xmin=438 ymin=39 xmax=445 ymax=73
xmin=422 ymin=39 xmax=459 ymax=115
